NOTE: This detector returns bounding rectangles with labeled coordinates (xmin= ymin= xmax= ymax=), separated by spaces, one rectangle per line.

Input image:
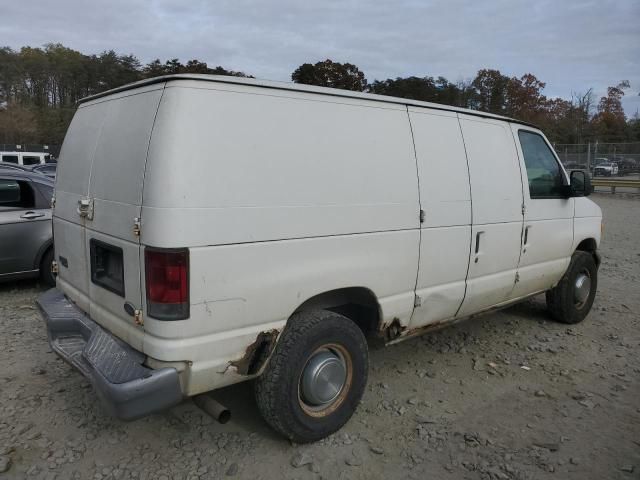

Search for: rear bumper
xmin=36 ymin=288 xmax=183 ymax=420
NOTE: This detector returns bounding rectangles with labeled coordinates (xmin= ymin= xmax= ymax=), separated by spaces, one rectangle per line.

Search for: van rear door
xmin=55 ymin=84 xmax=164 ymax=341
xmin=55 ymin=100 xmax=111 ymax=313
xmin=85 ymin=86 xmax=164 ymax=337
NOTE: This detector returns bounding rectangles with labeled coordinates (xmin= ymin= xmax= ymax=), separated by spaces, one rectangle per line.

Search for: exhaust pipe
xmin=193 ymin=394 xmax=231 ymax=424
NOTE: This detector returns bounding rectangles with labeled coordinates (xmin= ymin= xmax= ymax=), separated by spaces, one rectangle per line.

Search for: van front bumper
xmin=36 ymin=288 xmax=183 ymax=420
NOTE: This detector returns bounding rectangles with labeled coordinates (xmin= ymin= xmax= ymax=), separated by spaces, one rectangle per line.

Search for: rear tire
xmin=546 ymin=251 xmax=597 ymax=324
xmin=254 ymin=309 xmax=368 ymax=443
xmin=40 ymin=248 xmax=55 ymax=287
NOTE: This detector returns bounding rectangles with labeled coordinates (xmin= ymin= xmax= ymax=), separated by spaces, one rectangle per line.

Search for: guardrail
xmin=592 ymin=178 xmax=640 ymax=193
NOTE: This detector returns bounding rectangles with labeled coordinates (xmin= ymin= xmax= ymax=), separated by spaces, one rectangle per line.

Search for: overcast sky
xmin=3 ymin=0 xmax=639 ymax=114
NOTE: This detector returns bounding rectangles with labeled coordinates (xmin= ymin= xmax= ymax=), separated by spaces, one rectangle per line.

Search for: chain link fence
xmin=554 ymin=142 xmax=640 ymax=175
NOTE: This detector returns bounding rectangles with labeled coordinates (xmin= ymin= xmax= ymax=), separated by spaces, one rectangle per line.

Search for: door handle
xmin=524 ymin=226 xmax=531 ymax=245
xmin=20 ymin=211 xmax=45 ymax=220
xmin=474 ymin=231 xmax=484 ymax=263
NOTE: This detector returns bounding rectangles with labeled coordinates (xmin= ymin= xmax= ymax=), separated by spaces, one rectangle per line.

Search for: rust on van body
xmin=383 ymin=316 xmax=464 ymax=345
xmin=230 ymin=329 xmax=279 ymax=375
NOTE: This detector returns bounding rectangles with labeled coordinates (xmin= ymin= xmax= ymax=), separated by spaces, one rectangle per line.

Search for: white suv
xmin=594 ymin=162 xmax=619 ymax=176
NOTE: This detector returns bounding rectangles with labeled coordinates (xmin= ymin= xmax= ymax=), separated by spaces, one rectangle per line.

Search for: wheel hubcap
xmin=301 ymin=349 xmax=347 ymax=407
xmin=574 ymin=270 xmax=591 ymax=308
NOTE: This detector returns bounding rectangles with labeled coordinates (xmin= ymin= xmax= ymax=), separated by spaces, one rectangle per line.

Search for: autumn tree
xmin=506 ymin=73 xmax=547 ymax=122
xmin=291 ymin=59 xmax=367 ymax=92
xmin=592 ymin=81 xmax=630 ymax=142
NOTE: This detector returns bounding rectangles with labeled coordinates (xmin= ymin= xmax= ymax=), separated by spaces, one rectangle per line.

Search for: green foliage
xmin=0 ymin=45 xmax=634 ymax=146
xmin=0 ymin=44 xmax=251 ymax=144
xmin=368 ymin=76 xmax=473 ymax=108
xmin=291 ymin=60 xmax=367 ymax=92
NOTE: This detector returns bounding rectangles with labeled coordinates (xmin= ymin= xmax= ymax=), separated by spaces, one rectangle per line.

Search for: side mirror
xmin=569 ymin=170 xmax=592 ymax=197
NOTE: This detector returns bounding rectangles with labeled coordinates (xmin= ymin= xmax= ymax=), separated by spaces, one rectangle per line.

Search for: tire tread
xmin=254 ymin=309 xmax=367 ymax=442
xmin=546 ymin=251 xmax=597 ymax=324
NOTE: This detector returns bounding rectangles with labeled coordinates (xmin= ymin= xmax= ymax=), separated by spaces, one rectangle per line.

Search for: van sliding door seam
xmin=454 ymin=114 xmax=474 ymax=317
xmin=405 ymin=106 xmax=423 ymax=308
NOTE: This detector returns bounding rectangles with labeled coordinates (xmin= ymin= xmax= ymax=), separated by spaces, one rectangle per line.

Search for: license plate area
xmin=90 ymin=239 xmax=125 ymax=297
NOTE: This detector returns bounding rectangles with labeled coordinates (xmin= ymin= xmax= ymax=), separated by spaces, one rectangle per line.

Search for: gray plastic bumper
xmin=37 ymin=288 xmax=183 ymax=420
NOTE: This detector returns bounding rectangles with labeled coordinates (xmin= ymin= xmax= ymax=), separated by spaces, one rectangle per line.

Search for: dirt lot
xmin=1 ymin=193 xmax=639 ymax=480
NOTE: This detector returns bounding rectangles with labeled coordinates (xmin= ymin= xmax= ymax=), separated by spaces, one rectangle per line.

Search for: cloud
xmin=1 ymin=0 xmax=639 ymax=113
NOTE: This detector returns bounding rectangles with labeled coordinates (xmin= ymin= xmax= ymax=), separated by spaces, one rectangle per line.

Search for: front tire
xmin=254 ymin=309 xmax=368 ymax=443
xmin=546 ymin=251 xmax=597 ymax=324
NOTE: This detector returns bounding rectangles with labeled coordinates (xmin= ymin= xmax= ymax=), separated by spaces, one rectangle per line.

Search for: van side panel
xmin=142 ymin=82 xmax=420 ymax=246
xmin=139 ymin=82 xmax=421 ymax=376
xmin=142 ymin=231 xmax=419 ymax=370
xmin=407 ymin=109 xmax=472 ymax=328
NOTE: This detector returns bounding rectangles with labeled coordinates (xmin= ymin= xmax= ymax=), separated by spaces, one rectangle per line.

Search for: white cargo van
xmin=38 ymin=75 xmax=602 ymax=442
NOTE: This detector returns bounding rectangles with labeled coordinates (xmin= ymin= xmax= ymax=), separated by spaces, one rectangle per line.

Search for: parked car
xmin=593 ymin=162 xmax=619 ymax=176
xmin=1 ymin=151 xmax=53 ymax=166
xmin=562 ymin=162 xmax=588 ymax=171
xmin=1 ymin=162 xmax=57 ymax=180
xmin=0 ymin=163 xmax=35 ymax=173
xmin=38 ymin=75 xmax=602 ymax=443
xmin=31 ymin=162 xmax=57 ymax=178
xmin=0 ymin=169 xmax=55 ymax=285
xmin=617 ymin=159 xmax=639 ymax=176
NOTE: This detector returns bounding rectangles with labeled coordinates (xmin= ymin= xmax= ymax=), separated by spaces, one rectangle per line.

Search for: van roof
xmin=79 ymin=74 xmax=537 ymax=128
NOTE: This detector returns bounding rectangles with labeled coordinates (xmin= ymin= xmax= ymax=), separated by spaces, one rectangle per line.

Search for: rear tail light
xmin=144 ymin=248 xmax=189 ymax=320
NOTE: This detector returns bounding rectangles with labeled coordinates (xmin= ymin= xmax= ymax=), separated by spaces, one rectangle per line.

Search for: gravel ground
xmin=1 ymin=193 xmax=639 ymax=480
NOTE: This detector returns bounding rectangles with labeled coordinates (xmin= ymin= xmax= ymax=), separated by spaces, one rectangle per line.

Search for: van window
xmin=0 ymin=179 xmax=35 ymax=209
xmin=2 ymin=155 xmax=19 ymax=164
xmin=22 ymin=155 xmax=41 ymax=166
xmin=518 ymin=131 xmax=564 ymax=199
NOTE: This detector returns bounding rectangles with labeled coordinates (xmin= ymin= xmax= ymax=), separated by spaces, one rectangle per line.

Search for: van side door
xmin=456 ymin=115 xmax=525 ymax=316
xmin=511 ymin=126 xmax=574 ymax=297
xmin=408 ymin=109 xmax=472 ymax=328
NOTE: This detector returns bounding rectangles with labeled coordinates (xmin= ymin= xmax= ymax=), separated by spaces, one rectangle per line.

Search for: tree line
xmin=0 ymin=44 xmax=638 ymax=146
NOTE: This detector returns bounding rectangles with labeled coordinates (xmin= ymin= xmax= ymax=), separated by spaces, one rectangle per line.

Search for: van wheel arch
xmin=575 ymin=238 xmax=600 ymax=267
xmin=245 ymin=287 xmax=381 ymax=379
xmin=293 ymin=287 xmax=383 ymax=340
